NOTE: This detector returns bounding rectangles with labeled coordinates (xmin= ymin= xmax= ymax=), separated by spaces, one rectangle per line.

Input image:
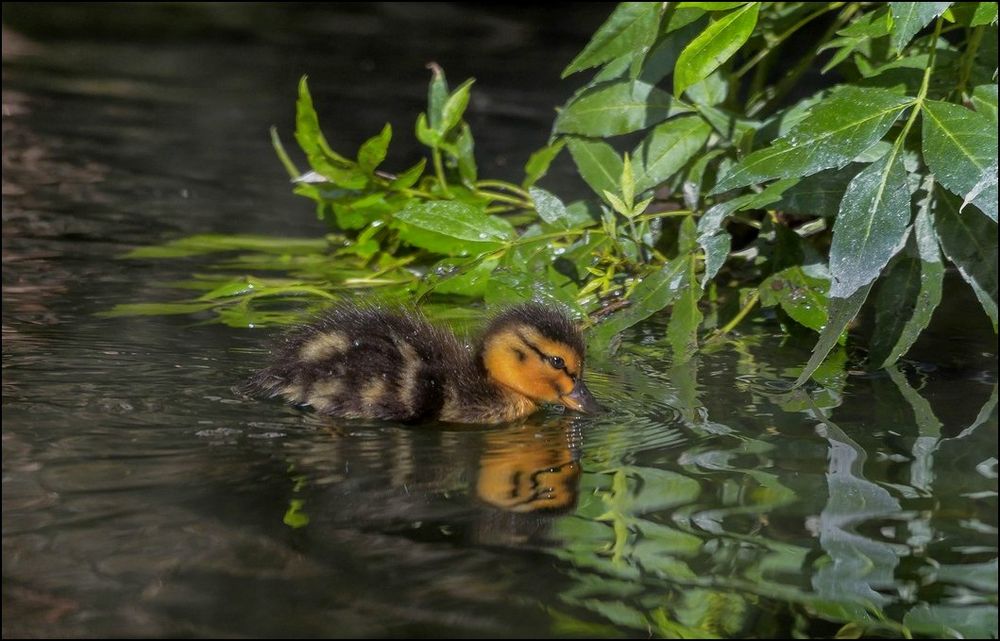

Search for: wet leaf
xmin=666 ymin=255 xmax=702 ymax=362
xmin=772 ymin=163 xmax=864 ymax=218
xmin=828 ymin=150 xmax=911 ymax=299
xmin=591 ymin=255 xmax=689 ymax=346
xmin=698 ymin=232 xmax=730 ymax=287
xmin=888 ymin=2 xmax=950 ymax=52
xmin=562 ymin=2 xmax=662 ymax=77
xmin=555 ymin=80 xmax=691 ymax=137
xmin=394 ymin=201 xmax=512 ymax=244
xmin=632 ymin=115 xmax=712 ymax=193
xmin=934 ymin=187 xmax=998 ymax=330
xmin=869 ymin=205 xmax=944 ymax=368
xmin=922 ymin=100 xmax=998 ymax=222
xmin=759 ymin=266 xmax=830 ymax=332
xmin=712 ymin=87 xmax=912 ymax=193
xmin=971 ymin=84 xmax=997 ymax=125
xmin=674 ymin=3 xmax=759 ymax=97
xmin=567 ymin=138 xmax=623 ymax=199
xmin=793 ymin=282 xmax=873 ymax=387
xmin=530 ymin=187 xmax=572 ymax=229
xmin=454 ymin=123 xmax=477 ymax=185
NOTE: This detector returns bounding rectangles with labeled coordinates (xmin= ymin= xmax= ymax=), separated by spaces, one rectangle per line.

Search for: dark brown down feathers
xmin=242 ymin=302 xmax=588 ymax=424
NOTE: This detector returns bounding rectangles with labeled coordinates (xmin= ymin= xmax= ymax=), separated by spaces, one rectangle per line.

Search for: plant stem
xmin=478 ymin=190 xmax=531 ymax=208
xmin=714 ymin=289 xmax=760 ymax=336
xmin=475 ymin=179 xmax=531 ymax=199
xmin=733 ymin=2 xmax=845 ymax=80
xmin=957 ymin=25 xmax=984 ymax=98
xmin=432 ymin=148 xmax=451 ymax=197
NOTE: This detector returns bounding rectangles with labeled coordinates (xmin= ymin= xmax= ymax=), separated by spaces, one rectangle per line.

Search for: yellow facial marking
xmin=299 ymin=331 xmax=348 ymax=362
xmin=482 ymin=325 xmax=583 ymax=407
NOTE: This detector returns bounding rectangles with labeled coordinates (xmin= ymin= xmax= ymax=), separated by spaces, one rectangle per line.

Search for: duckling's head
xmin=478 ymin=303 xmax=599 ymax=414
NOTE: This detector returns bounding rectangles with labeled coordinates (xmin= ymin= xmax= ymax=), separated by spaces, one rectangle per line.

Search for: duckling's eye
xmin=548 ymin=356 xmax=565 ymax=370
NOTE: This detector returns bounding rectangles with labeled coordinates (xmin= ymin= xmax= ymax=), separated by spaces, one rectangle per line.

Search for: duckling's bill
xmin=560 ymin=379 xmax=600 ymax=414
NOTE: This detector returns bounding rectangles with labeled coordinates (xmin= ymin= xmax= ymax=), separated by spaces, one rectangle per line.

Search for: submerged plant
xmin=112 ymin=2 xmax=998 ymax=385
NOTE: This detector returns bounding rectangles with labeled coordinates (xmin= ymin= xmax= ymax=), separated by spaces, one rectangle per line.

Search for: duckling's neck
xmin=435 ymin=353 xmax=538 ymax=424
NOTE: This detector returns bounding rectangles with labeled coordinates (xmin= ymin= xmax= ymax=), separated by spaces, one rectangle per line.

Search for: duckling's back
xmin=244 ymin=305 xmax=478 ymax=422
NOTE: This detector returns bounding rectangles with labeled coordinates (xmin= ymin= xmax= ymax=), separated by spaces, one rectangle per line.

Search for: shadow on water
xmin=3 ymin=3 xmax=997 ymax=638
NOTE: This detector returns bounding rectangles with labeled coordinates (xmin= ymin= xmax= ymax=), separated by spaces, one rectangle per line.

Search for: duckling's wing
xmin=243 ymin=305 xmax=474 ymax=422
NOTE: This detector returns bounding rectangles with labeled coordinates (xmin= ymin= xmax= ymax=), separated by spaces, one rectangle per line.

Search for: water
xmin=3 ymin=5 xmax=997 ymax=638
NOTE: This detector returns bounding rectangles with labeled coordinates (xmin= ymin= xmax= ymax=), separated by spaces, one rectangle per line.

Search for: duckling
xmin=243 ymin=302 xmax=599 ymax=424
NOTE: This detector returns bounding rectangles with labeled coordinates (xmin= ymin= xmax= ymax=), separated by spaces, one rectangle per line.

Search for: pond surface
xmin=3 ymin=4 xmax=997 ymax=638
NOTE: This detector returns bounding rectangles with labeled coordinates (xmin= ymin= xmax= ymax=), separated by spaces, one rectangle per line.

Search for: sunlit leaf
xmin=971 ymin=84 xmax=997 ymax=125
xmin=530 ymin=187 xmax=573 ymax=229
xmin=395 ymin=200 xmax=513 ymax=244
xmin=674 ymin=3 xmax=759 ymax=97
xmin=888 ymin=2 xmax=951 ymax=52
xmin=632 ymin=115 xmax=712 ymax=193
xmin=567 ymin=138 xmax=623 ymax=200
xmin=562 ymin=2 xmax=662 ymax=77
xmin=922 ymin=99 xmax=998 ymax=222
xmin=828 ymin=150 xmax=911 ymax=299
xmin=713 ymin=87 xmax=912 ymax=193
xmin=555 ymin=79 xmax=691 ymax=137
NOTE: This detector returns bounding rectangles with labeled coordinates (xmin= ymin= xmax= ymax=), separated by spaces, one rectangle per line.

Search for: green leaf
xmin=591 ymin=255 xmax=689 ymax=346
xmin=427 ymin=64 xmax=449 ymax=131
xmin=294 ymin=77 xmax=367 ymax=189
xmin=677 ymin=2 xmax=747 ymax=10
xmin=395 ymin=200 xmax=512 ymax=244
xmin=415 ymin=112 xmax=442 ymax=149
xmin=793 ymin=283 xmax=873 ymax=388
xmin=888 ymin=2 xmax=951 ymax=52
xmin=772 ymin=163 xmax=864 ymax=217
xmin=441 ymin=78 xmax=475 ymax=133
xmin=632 ymin=115 xmax=712 ymax=193
xmin=454 ymin=123 xmax=477 ymax=185
xmin=868 ymin=206 xmax=944 ymax=368
xmin=971 ymin=1 xmax=998 ymax=25
xmin=389 ymin=158 xmax=427 ymax=190
xmin=620 ymin=152 xmax=635 ymax=208
xmin=971 ymin=84 xmax=997 ymax=125
xmin=934 ymin=186 xmax=998 ymax=330
xmin=357 ymin=123 xmax=392 ymax=174
xmin=522 ymin=140 xmax=565 ymax=189
xmin=759 ymin=266 xmax=830 ymax=332
xmin=562 ymin=2 xmax=662 ymax=77
xmin=124 ymin=234 xmax=328 ymax=259
xmin=674 ymin=3 xmax=759 ymax=97
xmin=666 ymin=253 xmax=702 ymax=362
xmin=567 ymin=138 xmax=623 ymax=199
xmin=529 ymin=187 xmax=572 ymax=229
xmin=698 ymin=232 xmax=730 ymax=287
xmin=428 ymin=257 xmax=498 ymax=297
xmin=712 ymin=87 xmax=913 ymax=193
xmin=922 ymin=99 xmax=998 ymax=223
xmin=555 ymin=80 xmax=691 ymax=137
xmin=828 ymin=150 xmax=911 ymax=298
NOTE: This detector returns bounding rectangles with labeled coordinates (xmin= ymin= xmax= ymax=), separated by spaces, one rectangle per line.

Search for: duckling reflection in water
xmin=475 ymin=421 xmax=581 ymax=513
xmin=244 ymin=302 xmax=599 ymax=424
